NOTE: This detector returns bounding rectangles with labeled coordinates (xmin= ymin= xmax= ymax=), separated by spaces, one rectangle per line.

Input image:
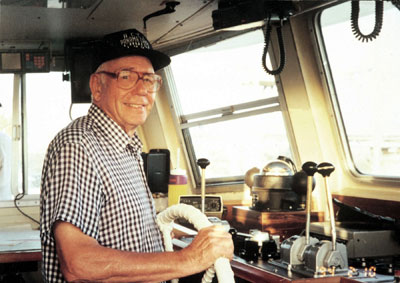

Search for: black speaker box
xmin=142 ymin=149 xmax=170 ymax=193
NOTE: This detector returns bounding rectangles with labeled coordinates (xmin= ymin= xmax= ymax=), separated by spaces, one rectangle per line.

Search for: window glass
xmin=0 ymin=75 xmax=14 ymax=137
xmin=0 ymin=74 xmax=14 ymax=200
xmin=188 ymin=112 xmax=292 ymax=179
xmin=320 ymin=2 xmax=400 ymax=176
xmin=172 ymin=31 xmax=278 ymax=115
xmin=25 ymin=73 xmax=90 ymax=194
xmin=170 ymin=29 xmax=292 ymax=182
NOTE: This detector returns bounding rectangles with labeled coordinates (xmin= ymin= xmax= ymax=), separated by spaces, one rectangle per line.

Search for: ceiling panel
xmin=0 ymin=0 xmax=217 ymax=52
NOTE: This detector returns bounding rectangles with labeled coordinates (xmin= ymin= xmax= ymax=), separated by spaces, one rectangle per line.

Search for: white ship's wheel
xmin=157 ymin=203 xmax=235 ymax=283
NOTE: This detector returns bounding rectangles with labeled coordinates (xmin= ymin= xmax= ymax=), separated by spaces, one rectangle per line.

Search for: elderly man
xmin=40 ymin=29 xmax=233 ymax=283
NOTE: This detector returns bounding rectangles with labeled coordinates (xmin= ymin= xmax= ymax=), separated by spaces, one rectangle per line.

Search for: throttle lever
xmin=197 ymin=158 xmax=210 ymax=214
xmin=302 ymin=161 xmax=317 ymax=245
xmin=317 ymin=162 xmax=336 ymax=251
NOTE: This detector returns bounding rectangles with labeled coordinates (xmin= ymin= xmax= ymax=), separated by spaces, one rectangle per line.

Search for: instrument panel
xmin=179 ymin=195 xmax=223 ymax=218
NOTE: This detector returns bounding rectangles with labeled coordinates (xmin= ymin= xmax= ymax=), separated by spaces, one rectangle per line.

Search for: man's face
xmin=91 ymin=56 xmax=157 ymax=137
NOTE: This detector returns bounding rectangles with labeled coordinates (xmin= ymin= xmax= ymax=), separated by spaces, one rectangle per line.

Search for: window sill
xmin=0 ymin=195 xmax=40 ymax=208
xmin=194 ymin=183 xmax=245 ymax=194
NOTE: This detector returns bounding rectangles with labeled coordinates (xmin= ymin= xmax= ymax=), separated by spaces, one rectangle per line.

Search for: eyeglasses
xmin=96 ymin=69 xmax=162 ymax=92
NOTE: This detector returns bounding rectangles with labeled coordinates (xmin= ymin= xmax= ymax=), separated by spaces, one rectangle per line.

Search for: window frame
xmin=182 ymin=97 xmax=283 ymax=186
xmin=0 ymin=71 xmax=90 ymax=207
xmin=163 ymin=28 xmax=295 ymax=187
xmin=0 ymin=73 xmax=41 ymax=207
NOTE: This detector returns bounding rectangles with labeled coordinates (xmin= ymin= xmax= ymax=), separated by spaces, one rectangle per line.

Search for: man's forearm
xmin=60 ymin=247 xmax=196 ymax=283
xmin=54 ymin=221 xmax=232 ymax=282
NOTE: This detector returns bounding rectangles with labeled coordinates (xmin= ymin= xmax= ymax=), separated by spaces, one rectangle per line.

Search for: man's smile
xmin=124 ymin=103 xmax=146 ymax=109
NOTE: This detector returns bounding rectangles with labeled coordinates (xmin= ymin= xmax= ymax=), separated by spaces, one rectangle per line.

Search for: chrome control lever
xmin=197 ymin=158 xmax=210 ymax=214
xmin=317 ymin=162 xmax=336 ymax=251
xmin=302 ymin=161 xmax=317 ymax=245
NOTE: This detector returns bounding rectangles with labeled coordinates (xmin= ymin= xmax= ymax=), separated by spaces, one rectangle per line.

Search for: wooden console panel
xmin=333 ymin=195 xmax=400 ymax=219
xmin=230 ymin=206 xmax=324 ymax=240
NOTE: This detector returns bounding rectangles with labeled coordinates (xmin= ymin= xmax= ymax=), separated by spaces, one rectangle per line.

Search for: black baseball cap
xmin=96 ymin=29 xmax=171 ymax=71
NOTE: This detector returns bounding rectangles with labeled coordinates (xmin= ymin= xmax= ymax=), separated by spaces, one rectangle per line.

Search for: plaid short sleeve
xmin=40 ymin=141 xmax=103 ymax=245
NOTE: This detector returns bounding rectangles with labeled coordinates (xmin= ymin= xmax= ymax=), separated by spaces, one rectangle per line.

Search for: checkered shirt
xmin=40 ymin=104 xmax=164 ymax=283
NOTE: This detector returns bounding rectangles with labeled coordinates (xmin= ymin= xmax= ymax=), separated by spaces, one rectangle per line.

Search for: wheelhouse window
xmin=0 ymin=72 xmax=89 ymax=201
xmin=168 ymin=29 xmax=293 ymax=185
xmin=0 ymin=75 xmax=14 ymax=201
xmin=25 ymin=73 xmax=90 ymax=194
xmin=319 ymin=1 xmax=400 ymax=177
